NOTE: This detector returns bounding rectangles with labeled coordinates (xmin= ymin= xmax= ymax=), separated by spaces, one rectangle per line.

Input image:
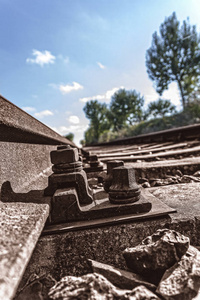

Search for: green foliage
xmin=80 ymin=139 xmax=85 ymax=146
xmin=84 ymin=126 xmax=97 ymax=145
xmin=64 ymin=132 xmax=74 ymax=141
xmin=83 ymin=100 xmax=110 ymax=144
xmin=110 ymin=89 xmax=145 ymax=130
xmin=83 ymin=89 xmax=147 ymax=144
xmin=83 ymin=100 xmax=200 ymax=145
xmin=147 ymin=98 xmax=177 ymax=118
xmin=98 ymin=130 xmax=120 ymax=143
xmin=98 ymin=101 xmax=200 ymax=143
xmin=183 ymin=100 xmax=200 ymax=121
xmin=146 ymin=12 xmax=200 ymax=109
xmin=81 ymin=13 xmax=200 ymax=145
xmin=82 ymin=44 xmax=200 ymax=147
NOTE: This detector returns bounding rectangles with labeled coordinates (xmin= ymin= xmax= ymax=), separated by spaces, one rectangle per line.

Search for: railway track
xmin=16 ymin=123 xmax=200 ymax=299
xmin=1 ymin=95 xmax=200 ymax=300
xmin=87 ymin=123 xmax=200 ymax=146
xmin=83 ymin=123 xmax=200 ymax=188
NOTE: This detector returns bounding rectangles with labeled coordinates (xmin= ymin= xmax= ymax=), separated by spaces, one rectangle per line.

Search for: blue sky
xmin=1 ymin=0 xmax=200 ymax=145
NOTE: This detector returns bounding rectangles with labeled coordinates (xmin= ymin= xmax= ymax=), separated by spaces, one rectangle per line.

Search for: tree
xmin=147 ymin=98 xmax=177 ymax=118
xmin=146 ymin=12 xmax=200 ymax=109
xmin=83 ymin=100 xmax=110 ymax=143
xmin=80 ymin=139 xmax=85 ymax=146
xmin=84 ymin=126 xmax=96 ymax=145
xmin=109 ymin=89 xmax=145 ymax=130
xmin=64 ymin=132 xmax=74 ymax=142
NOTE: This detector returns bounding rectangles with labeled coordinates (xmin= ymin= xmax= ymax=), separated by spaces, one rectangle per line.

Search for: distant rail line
xmin=85 ymin=123 xmax=200 ymax=147
xmin=83 ymin=123 xmax=200 ymax=187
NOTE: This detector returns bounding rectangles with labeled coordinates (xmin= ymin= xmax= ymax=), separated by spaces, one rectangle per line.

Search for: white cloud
xmin=162 ymin=82 xmax=181 ymax=108
xmin=68 ymin=115 xmax=80 ymax=124
xmin=22 ymin=106 xmax=36 ymax=112
xmin=50 ymin=123 xmax=89 ymax=147
xmin=34 ymin=110 xmax=54 ymax=118
xmin=97 ymin=62 xmax=106 ymax=69
xmin=144 ymin=82 xmax=181 ymax=110
xmin=80 ymin=95 xmax=103 ymax=103
xmin=52 ymin=124 xmax=88 ymax=135
xmin=105 ymin=87 xmax=123 ymax=100
xmin=79 ymin=86 xmax=124 ymax=103
xmin=26 ymin=49 xmax=56 ymax=66
xmin=59 ymin=82 xmax=83 ymax=94
xmin=57 ymin=54 xmax=70 ymax=64
xmin=51 ymin=126 xmax=69 ymax=134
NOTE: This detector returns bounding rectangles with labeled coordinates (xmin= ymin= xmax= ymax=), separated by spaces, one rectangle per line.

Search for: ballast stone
xmin=48 ymin=273 xmax=160 ymax=300
xmin=88 ymin=259 xmax=156 ymax=292
xmin=157 ymin=245 xmax=200 ymax=300
xmin=123 ymin=229 xmax=190 ymax=284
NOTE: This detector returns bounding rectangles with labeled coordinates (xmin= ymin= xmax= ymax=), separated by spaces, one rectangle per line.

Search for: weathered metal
xmin=84 ymin=154 xmax=104 ymax=173
xmin=0 ymin=201 xmax=49 ymax=300
xmin=109 ymin=166 xmax=141 ymax=204
xmin=50 ymin=145 xmax=79 ymax=164
xmin=51 ymin=145 xmax=83 ymax=174
xmin=104 ymin=160 xmax=124 ymax=192
xmin=45 ymin=147 xmax=151 ymax=223
xmin=42 ymin=188 xmax=176 ymax=234
xmin=44 ymin=146 xmax=93 ymax=205
xmin=0 ymin=143 xmax=176 ymax=228
xmin=0 ymin=95 xmax=73 ymax=146
xmin=49 ymin=186 xmax=152 ymax=224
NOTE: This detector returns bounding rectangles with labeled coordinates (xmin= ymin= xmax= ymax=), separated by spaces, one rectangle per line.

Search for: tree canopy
xmin=83 ymin=89 xmax=146 ymax=144
xmin=83 ymin=100 xmax=110 ymax=143
xmin=146 ymin=12 xmax=200 ymax=109
xmin=110 ymin=89 xmax=145 ymax=130
xmin=81 ymin=13 xmax=200 ymax=145
xmin=64 ymin=132 xmax=74 ymax=142
xmin=147 ymin=98 xmax=177 ymax=118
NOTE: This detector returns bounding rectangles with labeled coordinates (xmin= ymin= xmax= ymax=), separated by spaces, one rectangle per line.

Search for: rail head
xmin=0 ymin=95 xmax=76 ymax=146
xmin=0 ymin=202 xmax=49 ymax=300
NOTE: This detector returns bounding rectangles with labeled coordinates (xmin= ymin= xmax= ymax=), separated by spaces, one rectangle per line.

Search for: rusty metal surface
xmin=104 ymin=160 xmax=124 ymax=192
xmin=0 ymin=95 xmax=75 ymax=146
xmin=83 ymin=135 xmax=200 ymax=183
xmin=1 ymin=143 xmax=176 ymax=228
xmin=0 ymin=201 xmax=49 ymax=300
xmin=50 ymin=187 xmax=151 ymax=224
xmin=0 ymin=142 xmax=55 ymax=194
xmin=42 ymin=189 xmax=176 ymax=235
xmin=0 ymin=97 xmax=77 ymax=196
xmin=100 ymin=144 xmax=200 ymax=162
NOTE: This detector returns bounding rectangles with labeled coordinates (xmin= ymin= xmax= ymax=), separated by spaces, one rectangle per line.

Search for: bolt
xmin=50 ymin=145 xmax=79 ymax=165
xmin=107 ymin=160 xmax=124 ymax=175
xmin=57 ymin=145 xmax=70 ymax=150
xmin=89 ymin=155 xmax=98 ymax=162
xmin=109 ymin=166 xmax=141 ymax=204
xmin=87 ymin=154 xmax=103 ymax=169
xmin=52 ymin=161 xmax=83 ymax=174
xmin=87 ymin=155 xmax=99 ymax=167
xmin=104 ymin=160 xmax=124 ymax=192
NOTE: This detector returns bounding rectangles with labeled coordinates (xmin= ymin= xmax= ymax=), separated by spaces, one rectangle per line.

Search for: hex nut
xmin=50 ymin=147 xmax=79 ymax=164
xmin=109 ymin=166 xmax=141 ymax=204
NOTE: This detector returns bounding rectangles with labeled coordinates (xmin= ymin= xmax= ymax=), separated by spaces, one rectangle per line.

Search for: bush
xmin=97 ymin=102 xmax=200 ymax=143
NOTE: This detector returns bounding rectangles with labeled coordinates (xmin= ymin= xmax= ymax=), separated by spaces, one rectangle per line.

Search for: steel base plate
xmin=43 ymin=188 xmax=176 ymax=235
